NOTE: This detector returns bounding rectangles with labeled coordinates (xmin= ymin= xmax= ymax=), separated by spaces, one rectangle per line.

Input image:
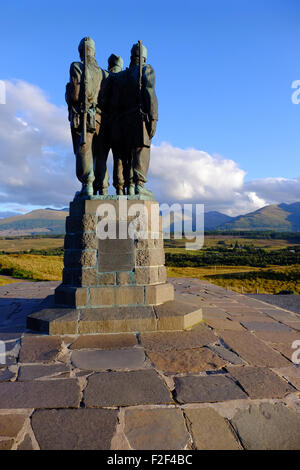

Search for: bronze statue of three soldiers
xmin=65 ymin=37 xmax=158 ymax=198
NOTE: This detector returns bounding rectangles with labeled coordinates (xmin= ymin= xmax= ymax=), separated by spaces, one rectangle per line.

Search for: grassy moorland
xmin=0 ymin=232 xmax=299 ymax=293
xmin=166 ymin=265 xmax=300 ymax=294
xmin=0 ymin=254 xmax=63 ymax=281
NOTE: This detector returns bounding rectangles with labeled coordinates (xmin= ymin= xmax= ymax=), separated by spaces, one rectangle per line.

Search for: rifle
xmin=80 ymin=38 xmax=88 ymax=146
xmin=138 ymin=39 xmax=143 ymax=109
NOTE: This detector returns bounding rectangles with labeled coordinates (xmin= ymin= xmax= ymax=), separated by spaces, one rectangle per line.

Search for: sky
xmin=0 ymin=0 xmax=300 ymax=217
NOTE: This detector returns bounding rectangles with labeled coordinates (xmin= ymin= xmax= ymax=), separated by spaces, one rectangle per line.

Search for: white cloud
xmin=0 ymin=79 xmax=299 ymax=217
xmin=0 ymin=80 xmax=76 ymax=208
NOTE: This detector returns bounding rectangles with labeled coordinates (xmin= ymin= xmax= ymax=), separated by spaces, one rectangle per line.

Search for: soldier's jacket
xmin=102 ymin=63 xmax=158 ymax=148
xmin=65 ymin=57 xmax=108 ymax=132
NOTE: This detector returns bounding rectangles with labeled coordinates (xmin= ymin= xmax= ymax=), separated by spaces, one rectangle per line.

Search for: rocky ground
xmin=0 ymin=278 xmax=300 ymax=450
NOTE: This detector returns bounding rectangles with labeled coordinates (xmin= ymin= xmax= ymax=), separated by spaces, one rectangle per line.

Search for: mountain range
xmin=0 ymin=202 xmax=299 ymax=236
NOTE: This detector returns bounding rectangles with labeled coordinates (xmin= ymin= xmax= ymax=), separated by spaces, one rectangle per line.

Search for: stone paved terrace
xmin=0 ymin=278 xmax=300 ymax=450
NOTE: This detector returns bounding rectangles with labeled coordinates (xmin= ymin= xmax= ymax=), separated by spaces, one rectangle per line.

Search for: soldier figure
xmin=111 ymin=42 xmax=158 ymax=196
xmin=65 ymin=37 xmax=108 ymax=197
xmin=96 ymin=54 xmax=125 ymax=195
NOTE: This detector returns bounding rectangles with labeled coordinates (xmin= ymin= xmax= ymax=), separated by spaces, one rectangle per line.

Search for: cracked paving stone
xmin=231 ymin=402 xmax=300 ymax=450
xmin=140 ymin=326 xmax=216 ymax=353
xmin=124 ymin=408 xmax=190 ymax=450
xmin=218 ymin=330 xmax=291 ymax=367
xmin=18 ymin=363 xmax=70 ymax=381
xmin=147 ymin=347 xmax=227 ymax=374
xmin=185 ymin=408 xmax=240 ymax=450
xmin=19 ymin=336 xmax=62 ymax=363
xmin=226 ymin=366 xmax=295 ymax=399
xmin=84 ymin=370 xmax=173 ymax=407
xmin=204 ymin=318 xmax=245 ymax=331
xmin=174 ymin=374 xmax=247 ymax=403
xmin=0 ymin=379 xmax=80 ymax=408
xmin=71 ymin=348 xmax=146 ymax=371
xmin=70 ymin=333 xmax=137 ymax=350
xmin=31 ymin=408 xmax=118 ymax=450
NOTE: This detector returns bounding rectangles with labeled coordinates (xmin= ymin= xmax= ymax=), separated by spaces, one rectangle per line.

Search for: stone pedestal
xmin=27 ymin=196 xmax=202 ymax=334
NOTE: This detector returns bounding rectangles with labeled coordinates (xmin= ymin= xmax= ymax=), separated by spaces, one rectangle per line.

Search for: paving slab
xmin=84 ymin=370 xmax=173 ymax=407
xmin=218 ymin=330 xmax=291 ymax=367
xmin=273 ymin=366 xmax=300 ymax=390
xmin=147 ymin=347 xmax=226 ymax=374
xmin=0 ymin=439 xmax=14 ymax=450
xmin=140 ymin=326 xmax=216 ymax=353
xmin=71 ymin=348 xmax=146 ymax=371
xmin=252 ymin=330 xmax=300 ymax=344
xmin=17 ymin=434 xmax=34 ymax=450
xmin=31 ymin=409 xmax=118 ymax=450
xmin=201 ymin=307 xmax=228 ymax=320
xmin=174 ymin=374 xmax=247 ymax=403
xmin=0 ymin=379 xmax=80 ymax=408
xmin=204 ymin=318 xmax=245 ymax=331
xmin=0 ymin=414 xmax=27 ymax=437
xmin=240 ymin=321 xmax=291 ymax=332
xmin=18 ymin=363 xmax=70 ymax=381
xmin=185 ymin=408 xmax=240 ymax=450
xmin=70 ymin=333 xmax=137 ymax=350
xmin=286 ymin=322 xmax=300 ymax=331
xmin=248 ymin=294 xmax=300 ymax=315
xmin=0 ymin=368 xmax=15 ymax=382
xmin=207 ymin=344 xmax=244 ymax=365
xmin=227 ymin=366 xmax=295 ymax=399
xmin=231 ymin=402 xmax=300 ymax=450
xmin=19 ymin=336 xmax=62 ymax=363
xmin=270 ymin=343 xmax=297 ymax=361
xmin=124 ymin=408 xmax=190 ymax=450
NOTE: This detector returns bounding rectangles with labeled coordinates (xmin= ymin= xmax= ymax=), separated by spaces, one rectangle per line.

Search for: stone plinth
xmin=27 ymin=196 xmax=202 ymax=334
xmin=55 ymin=197 xmax=173 ymax=307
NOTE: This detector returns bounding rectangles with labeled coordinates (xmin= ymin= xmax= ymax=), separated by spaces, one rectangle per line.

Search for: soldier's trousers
xmin=130 ymin=146 xmax=151 ymax=185
xmin=71 ymin=129 xmax=96 ymax=186
xmin=93 ymin=136 xmax=110 ymax=192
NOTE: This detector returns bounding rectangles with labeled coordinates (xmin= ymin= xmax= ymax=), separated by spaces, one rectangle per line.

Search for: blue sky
xmin=0 ymin=0 xmax=300 ymax=216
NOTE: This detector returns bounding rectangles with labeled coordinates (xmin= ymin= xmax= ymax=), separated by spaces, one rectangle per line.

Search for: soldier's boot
xmin=98 ymin=187 xmax=108 ymax=195
xmin=127 ymin=184 xmax=135 ymax=196
xmin=135 ymin=183 xmax=153 ymax=197
xmin=93 ymin=184 xmax=100 ymax=196
xmin=81 ymin=183 xmax=94 ymax=198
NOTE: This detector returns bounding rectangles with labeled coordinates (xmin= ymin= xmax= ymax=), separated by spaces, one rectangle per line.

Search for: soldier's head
xmin=130 ymin=42 xmax=147 ymax=66
xmin=108 ymin=54 xmax=124 ymax=73
xmin=78 ymin=37 xmax=96 ymax=60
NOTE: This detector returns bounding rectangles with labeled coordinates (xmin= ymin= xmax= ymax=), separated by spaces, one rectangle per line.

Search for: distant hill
xmin=218 ymin=202 xmax=300 ymax=231
xmin=168 ymin=210 xmax=233 ymax=232
xmin=205 ymin=211 xmax=234 ymax=230
xmin=1 ymin=201 xmax=300 ymax=236
xmin=0 ymin=209 xmax=68 ymax=236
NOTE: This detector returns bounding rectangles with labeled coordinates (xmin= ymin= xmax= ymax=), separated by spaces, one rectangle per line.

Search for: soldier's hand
xmin=149 ymin=119 xmax=157 ymax=139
